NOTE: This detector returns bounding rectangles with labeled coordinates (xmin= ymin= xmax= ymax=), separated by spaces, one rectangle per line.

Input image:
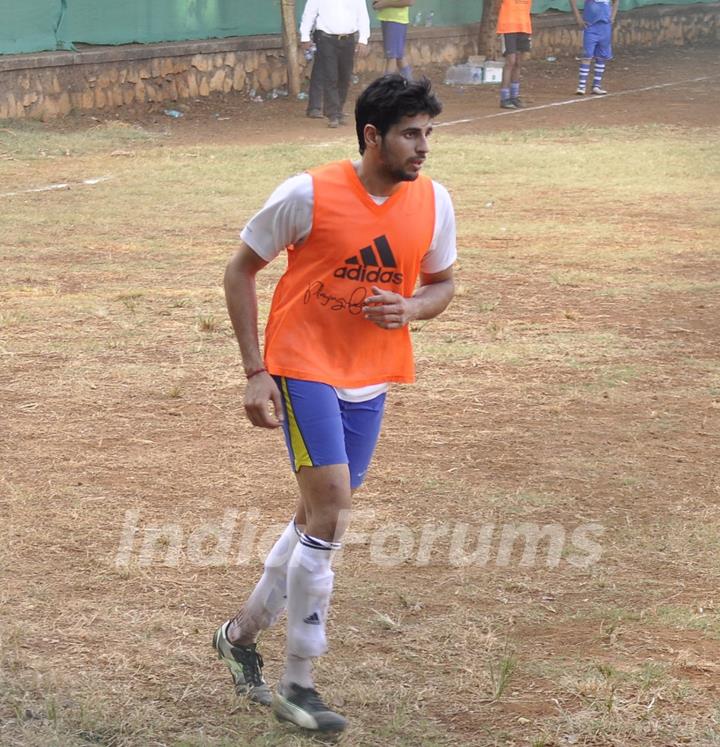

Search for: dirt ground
xmin=56 ymin=44 xmax=720 ymax=141
xmin=1 ymin=42 xmax=720 ymax=747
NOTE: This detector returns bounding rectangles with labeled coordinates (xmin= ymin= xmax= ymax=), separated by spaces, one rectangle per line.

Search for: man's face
xmin=378 ymin=113 xmax=434 ymax=183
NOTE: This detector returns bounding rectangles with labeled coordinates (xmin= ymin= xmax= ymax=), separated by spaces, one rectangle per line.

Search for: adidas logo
xmin=334 ymin=235 xmax=403 ymax=285
xmin=303 ymin=612 xmax=321 ymax=625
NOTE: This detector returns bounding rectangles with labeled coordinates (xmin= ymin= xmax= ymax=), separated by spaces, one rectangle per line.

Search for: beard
xmin=389 ymin=165 xmax=418 ymax=182
xmin=380 ymin=142 xmax=419 ymax=183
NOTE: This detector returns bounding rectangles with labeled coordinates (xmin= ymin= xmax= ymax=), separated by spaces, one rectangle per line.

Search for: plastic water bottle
xmin=304 ymin=44 xmax=316 ymax=62
xmin=414 ymin=11 xmax=423 ymax=25
xmin=425 ymin=11 xmax=434 ymax=27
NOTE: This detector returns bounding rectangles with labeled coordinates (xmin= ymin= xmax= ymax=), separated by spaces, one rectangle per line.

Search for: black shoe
xmin=273 ymin=682 xmax=348 ymax=732
xmin=212 ymin=621 xmax=272 ymax=705
xmin=306 ymin=109 xmax=324 ymax=119
xmin=509 ymin=97 xmax=524 ymax=108
xmin=500 ymin=99 xmax=517 ymax=109
xmin=327 ymin=117 xmax=340 ymax=128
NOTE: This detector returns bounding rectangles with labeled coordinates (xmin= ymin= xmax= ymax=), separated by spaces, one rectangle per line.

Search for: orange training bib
xmin=264 ymin=160 xmax=436 ymax=387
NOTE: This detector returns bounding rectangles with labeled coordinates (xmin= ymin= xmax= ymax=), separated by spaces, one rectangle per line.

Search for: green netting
xmin=52 ymin=1 xmax=484 ymax=48
xmin=0 ymin=0 xmax=61 ymax=54
xmin=383 ymin=0 xmax=482 ymax=26
xmin=532 ymin=0 xmax=710 ymax=13
xmin=1 ymin=0 xmax=717 ymax=56
xmin=56 ymin=1 xmax=282 ymax=47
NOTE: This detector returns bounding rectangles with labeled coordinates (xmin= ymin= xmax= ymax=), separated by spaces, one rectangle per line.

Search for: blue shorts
xmin=381 ymin=20 xmax=408 ymax=60
xmin=274 ymin=376 xmax=386 ymax=489
xmin=583 ymin=23 xmax=613 ymax=60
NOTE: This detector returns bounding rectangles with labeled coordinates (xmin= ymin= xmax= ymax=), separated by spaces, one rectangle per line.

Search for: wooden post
xmin=478 ymin=0 xmax=503 ymax=58
xmin=280 ymin=0 xmax=301 ymax=96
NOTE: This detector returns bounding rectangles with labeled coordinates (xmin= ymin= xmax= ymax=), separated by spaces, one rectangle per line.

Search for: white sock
xmin=283 ymin=534 xmax=339 ymax=688
xmin=284 ymin=654 xmax=314 ymax=689
xmin=228 ymin=518 xmax=301 ymax=643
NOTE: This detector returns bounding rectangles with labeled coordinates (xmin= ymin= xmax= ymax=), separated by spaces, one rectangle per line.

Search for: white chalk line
xmin=0 ymin=175 xmax=113 ymax=198
xmin=436 ymin=75 xmax=716 ymax=127
xmin=1 ymin=74 xmax=714 ymax=185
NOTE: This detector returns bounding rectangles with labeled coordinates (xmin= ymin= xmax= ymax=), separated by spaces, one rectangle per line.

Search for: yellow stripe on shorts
xmin=280 ymin=377 xmax=313 ymax=471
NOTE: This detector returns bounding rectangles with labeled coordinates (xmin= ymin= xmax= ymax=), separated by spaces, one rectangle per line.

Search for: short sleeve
xmin=239 ymin=173 xmax=314 ymax=262
xmin=421 ymin=181 xmax=457 ymax=274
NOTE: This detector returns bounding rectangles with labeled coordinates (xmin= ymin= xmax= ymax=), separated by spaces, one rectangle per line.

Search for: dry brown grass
xmin=1 ymin=68 xmax=720 ymax=746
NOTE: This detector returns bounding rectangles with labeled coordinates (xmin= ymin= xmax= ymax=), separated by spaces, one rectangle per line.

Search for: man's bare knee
xmin=296 ymin=464 xmax=352 ymax=542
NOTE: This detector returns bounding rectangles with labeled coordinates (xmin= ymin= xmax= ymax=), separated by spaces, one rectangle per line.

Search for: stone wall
xmin=531 ymin=2 xmax=720 ymax=56
xmin=0 ymin=3 xmax=717 ymax=121
xmin=0 ymin=44 xmax=292 ymax=120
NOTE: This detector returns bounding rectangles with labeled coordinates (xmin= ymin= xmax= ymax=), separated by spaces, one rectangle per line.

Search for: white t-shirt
xmin=299 ymin=0 xmax=371 ymax=44
xmin=241 ymin=167 xmax=457 ymax=401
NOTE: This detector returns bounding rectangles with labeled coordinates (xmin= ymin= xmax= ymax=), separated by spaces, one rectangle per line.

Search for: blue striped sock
xmin=500 ymin=87 xmax=510 ymax=102
xmin=510 ymin=82 xmax=520 ymax=99
xmin=593 ymin=62 xmax=606 ymax=88
xmin=578 ymin=63 xmax=590 ymax=90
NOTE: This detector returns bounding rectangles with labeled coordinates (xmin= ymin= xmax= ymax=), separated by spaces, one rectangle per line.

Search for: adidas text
xmin=334 ymin=266 xmax=403 ymax=285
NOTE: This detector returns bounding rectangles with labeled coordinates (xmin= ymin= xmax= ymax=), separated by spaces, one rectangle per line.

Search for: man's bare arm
xmin=224 ymin=242 xmax=283 ymax=428
xmin=362 ymin=266 xmax=455 ymax=330
xmin=568 ymin=0 xmax=586 ymax=28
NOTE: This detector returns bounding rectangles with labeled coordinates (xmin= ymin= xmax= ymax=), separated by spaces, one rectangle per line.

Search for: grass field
xmin=1 ymin=102 xmax=720 ymax=747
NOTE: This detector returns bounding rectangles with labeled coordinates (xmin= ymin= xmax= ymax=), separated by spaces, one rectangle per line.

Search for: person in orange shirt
xmin=213 ymin=75 xmax=457 ymax=733
xmin=496 ymin=0 xmax=533 ymax=108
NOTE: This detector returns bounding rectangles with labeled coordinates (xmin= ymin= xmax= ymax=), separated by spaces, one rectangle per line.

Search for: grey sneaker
xmin=327 ymin=117 xmax=340 ymax=128
xmin=212 ymin=621 xmax=272 ymax=705
xmin=509 ymin=97 xmax=524 ymax=108
xmin=273 ymin=682 xmax=348 ymax=732
xmin=306 ymin=109 xmax=324 ymax=119
xmin=591 ymin=86 xmax=607 ymax=95
xmin=500 ymin=98 xmax=517 ymax=109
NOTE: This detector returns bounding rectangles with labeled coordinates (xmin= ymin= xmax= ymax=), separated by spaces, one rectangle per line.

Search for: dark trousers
xmin=307 ymin=61 xmax=324 ymax=114
xmin=315 ymin=31 xmax=357 ymax=119
xmin=307 ymin=30 xmax=324 ymax=114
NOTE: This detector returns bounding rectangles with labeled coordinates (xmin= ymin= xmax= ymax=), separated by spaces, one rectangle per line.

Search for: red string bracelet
xmin=245 ymin=367 xmax=267 ymax=380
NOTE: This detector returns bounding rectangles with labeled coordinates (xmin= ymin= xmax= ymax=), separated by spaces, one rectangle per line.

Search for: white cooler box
xmin=482 ymin=60 xmax=505 ymax=84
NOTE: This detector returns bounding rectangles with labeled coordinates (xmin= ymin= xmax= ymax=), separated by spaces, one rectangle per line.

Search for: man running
xmin=214 ymin=74 xmax=457 ymax=733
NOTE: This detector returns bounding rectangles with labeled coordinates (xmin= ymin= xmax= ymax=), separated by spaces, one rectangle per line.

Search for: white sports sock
xmin=283 ymin=535 xmax=339 ymax=688
xmin=283 ymin=654 xmax=314 ymax=689
xmin=228 ymin=518 xmax=301 ymax=643
xmin=593 ymin=62 xmax=606 ymax=88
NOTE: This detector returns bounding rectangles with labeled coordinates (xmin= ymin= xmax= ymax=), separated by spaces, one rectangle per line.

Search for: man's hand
xmin=244 ymin=372 xmax=284 ymax=428
xmin=363 ymin=285 xmax=415 ymax=329
xmin=300 ymin=40 xmax=312 ymax=52
xmin=356 ymin=42 xmax=370 ymax=58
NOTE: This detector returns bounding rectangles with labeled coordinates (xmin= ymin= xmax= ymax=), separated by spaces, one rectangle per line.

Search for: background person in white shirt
xmin=300 ymin=0 xmax=371 ymax=128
